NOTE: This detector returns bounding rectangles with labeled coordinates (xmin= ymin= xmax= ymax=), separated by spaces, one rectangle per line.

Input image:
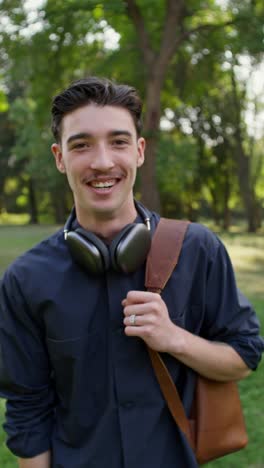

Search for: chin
xmin=89 ymin=203 xmax=117 ymax=218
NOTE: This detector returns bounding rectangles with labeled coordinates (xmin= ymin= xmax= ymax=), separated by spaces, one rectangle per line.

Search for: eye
xmin=72 ymin=142 xmax=91 ymax=150
xmin=112 ymin=139 xmax=128 ymax=147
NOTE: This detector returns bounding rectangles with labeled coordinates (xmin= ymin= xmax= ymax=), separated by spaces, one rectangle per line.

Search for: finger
xmin=123 ymin=314 xmax=154 ymax=327
xmin=123 ymin=302 xmax=151 ymax=317
xmin=123 ymin=315 xmax=140 ymax=327
xmin=124 ymin=324 xmax=151 ymax=337
xmin=124 ymin=290 xmax=160 ymax=304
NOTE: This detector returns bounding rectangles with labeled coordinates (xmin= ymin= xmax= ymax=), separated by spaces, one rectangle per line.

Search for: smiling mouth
xmin=85 ymin=177 xmax=122 ymax=191
xmin=90 ymin=179 xmax=116 ymax=189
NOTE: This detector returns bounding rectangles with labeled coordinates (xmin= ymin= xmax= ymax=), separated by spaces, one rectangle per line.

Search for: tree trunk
xmin=28 ymin=177 xmax=38 ymax=224
xmin=222 ymin=170 xmax=231 ymax=230
xmin=140 ymin=75 xmax=163 ymax=212
xmin=234 ymin=142 xmax=259 ymax=232
xmin=210 ymin=189 xmax=221 ymax=227
xmin=51 ymin=188 xmax=69 ymax=224
xmin=125 ymin=0 xmax=187 ymax=213
xmin=231 ymin=67 xmax=259 ymax=232
xmin=0 ymin=184 xmax=4 ymax=213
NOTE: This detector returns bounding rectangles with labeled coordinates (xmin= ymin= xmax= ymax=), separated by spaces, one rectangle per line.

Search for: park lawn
xmin=0 ymin=400 xmax=17 ymax=467
xmin=0 ymin=225 xmax=263 ymax=467
xmin=0 ymin=225 xmax=60 ymax=276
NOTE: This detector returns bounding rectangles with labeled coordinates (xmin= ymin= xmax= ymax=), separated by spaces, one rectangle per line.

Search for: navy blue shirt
xmin=0 ymin=211 xmax=263 ymax=468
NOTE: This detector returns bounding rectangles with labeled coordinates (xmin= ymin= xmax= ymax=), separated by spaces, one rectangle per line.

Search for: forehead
xmin=61 ymin=103 xmax=136 ymax=139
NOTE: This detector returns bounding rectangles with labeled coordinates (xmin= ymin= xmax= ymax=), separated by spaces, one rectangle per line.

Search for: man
xmin=0 ymin=77 xmax=263 ymax=468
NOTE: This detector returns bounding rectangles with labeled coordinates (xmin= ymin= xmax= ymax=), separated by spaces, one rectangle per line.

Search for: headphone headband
xmin=64 ymin=200 xmax=152 ymax=240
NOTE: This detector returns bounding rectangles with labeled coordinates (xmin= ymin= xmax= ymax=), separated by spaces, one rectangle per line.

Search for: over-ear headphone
xmin=64 ymin=201 xmax=152 ymax=275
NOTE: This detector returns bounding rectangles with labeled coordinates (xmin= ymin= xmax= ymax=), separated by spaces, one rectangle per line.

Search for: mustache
xmin=83 ymin=171 xmax=126 ymax=183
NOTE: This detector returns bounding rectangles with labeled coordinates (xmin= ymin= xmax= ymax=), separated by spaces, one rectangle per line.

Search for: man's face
xmin=51 ymin=104 xmax=145 ymax=225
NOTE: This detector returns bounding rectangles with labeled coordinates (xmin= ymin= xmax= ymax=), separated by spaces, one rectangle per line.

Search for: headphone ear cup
xmin=66 ymin=228 xmax=110 ymax=274
xmin=109 ymin=224 xmax=133 ymax=272
xmin=110 ymin=224 xmax=151 ymax=273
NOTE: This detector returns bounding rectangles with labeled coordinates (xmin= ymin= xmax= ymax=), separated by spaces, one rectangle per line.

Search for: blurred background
xmin=0 ymin=0 xmax=263 ymax=228
xmin=0 ymin=1 xmax=263 ymax=466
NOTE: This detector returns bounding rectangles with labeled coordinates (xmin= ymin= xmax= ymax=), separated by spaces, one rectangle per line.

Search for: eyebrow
xmin=67 ymin=132 xmax=92 ymax=146
xmin=67 ymin=130 xmax=133 ymax=146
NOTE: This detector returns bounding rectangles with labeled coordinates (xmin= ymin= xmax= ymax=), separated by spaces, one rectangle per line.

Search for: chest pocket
xmin=46 ymin=335 xmax=83 ymax=408
xmin=47 ymin=331 xmax=109 ymax=446
xmin=46 ymin=330 xmax=107 ymax=409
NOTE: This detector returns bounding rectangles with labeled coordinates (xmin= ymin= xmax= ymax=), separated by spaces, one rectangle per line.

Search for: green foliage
xmin=157 ymin=133 xmax=201 ymax=218
xmin=0 ymin=90 xmax=8 ymax=112
xmin=0 ymin=0 xmax=263 ymax=225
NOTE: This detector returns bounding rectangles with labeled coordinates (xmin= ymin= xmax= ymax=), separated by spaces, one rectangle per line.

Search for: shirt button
xmin=121 ymin=401 xmax=134 ymax=409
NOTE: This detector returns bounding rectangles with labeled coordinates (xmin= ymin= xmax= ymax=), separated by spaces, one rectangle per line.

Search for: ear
xmin=137 ymin=137 xmax=145 ymax=168
xmin=51 ymin=143 xmax=65 ymax=173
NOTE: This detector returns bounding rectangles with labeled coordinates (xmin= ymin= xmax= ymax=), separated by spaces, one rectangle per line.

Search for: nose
xmin=90 ymin=142 xmax=114 ymax=171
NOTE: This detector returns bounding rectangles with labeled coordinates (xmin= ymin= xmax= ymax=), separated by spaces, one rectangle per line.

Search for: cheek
xmin=129 ymin=164 xmax=138 ymax=185
xmin=63 ymin=163 xmax=81 ymax=189
xmin=66 ymin=157 xmax=85 ymax=174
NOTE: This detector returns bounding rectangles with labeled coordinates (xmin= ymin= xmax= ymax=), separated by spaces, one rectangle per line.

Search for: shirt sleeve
xmin=202 ymin=238 xmax=264 ymax=370
xmin=0 ymin=269 xmax=55 ymax=457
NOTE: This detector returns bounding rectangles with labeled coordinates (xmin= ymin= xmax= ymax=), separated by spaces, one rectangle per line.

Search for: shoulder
xmin=186 ymin=223 xmax=230 ymax=270
xmin=150 ymin=210 xmax=225 ymax=267
xmin=184 ymin=223 xmax=233 ymax=277
xmin=186 ymin=222 xmax=220 ymax=251
xmin=153 ymin=212 xmax=222 ymax=258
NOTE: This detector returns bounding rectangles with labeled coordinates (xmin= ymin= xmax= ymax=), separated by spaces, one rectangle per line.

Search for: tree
xmin=121 ymin=0 xmax=236 ymax=211
xmin=230 ymin=63 xmax=262 ymax=231
xmin=0 ymin=0 xmax=263 ymax=226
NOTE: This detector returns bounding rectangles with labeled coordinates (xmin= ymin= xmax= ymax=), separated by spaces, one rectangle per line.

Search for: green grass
xmin=0 ymin=225 xmax=60 ymax=275
xmin=0 ymin=400 xmax=17 ymax=467
xmin=0 ymin=225 xmax=263 ymax=467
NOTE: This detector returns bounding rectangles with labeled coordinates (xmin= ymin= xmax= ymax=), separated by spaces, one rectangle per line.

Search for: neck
xmin=75 ymin=202 xmax=138 ymax=241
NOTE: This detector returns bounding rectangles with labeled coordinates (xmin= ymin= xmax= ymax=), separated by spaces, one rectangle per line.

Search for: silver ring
xmin=129 ymin=314 xmax=136 ymax=326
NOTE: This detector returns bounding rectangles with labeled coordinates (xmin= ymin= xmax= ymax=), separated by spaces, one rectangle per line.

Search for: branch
xmin=156 ymin=0 xmax=186 ymax=73
xmin=125 ymin=0 xmax=235 ymax=83
xmin=156 ymin=0 xmax=236 ymax=75
xmin=175 ymin=19 xmax=236 ymax=49
xmin=125 ymin=0 xmax=155 ymax=67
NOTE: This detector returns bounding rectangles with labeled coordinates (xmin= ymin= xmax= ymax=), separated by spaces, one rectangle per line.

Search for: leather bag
xmin=145 ymin=218 xmax=248 ymax=464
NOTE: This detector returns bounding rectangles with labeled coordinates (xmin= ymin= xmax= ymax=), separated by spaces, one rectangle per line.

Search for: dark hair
xmin=51 ymin=76 xmax=143 ymax=141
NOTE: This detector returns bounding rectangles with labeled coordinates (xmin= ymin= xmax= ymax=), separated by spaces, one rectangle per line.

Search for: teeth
xmin=91 ymin=180 xmax=115 ymax=188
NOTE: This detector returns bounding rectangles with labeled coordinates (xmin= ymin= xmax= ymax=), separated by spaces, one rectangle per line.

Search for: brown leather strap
xmin=145 ymin=218 xmax=190 ymax=293
xmin=147 ymin=347 xmax=194 ymax=447
xmin=145 ymin=218 xmax=194 ymax=448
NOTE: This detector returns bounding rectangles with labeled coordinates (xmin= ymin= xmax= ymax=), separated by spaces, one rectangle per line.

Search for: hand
xmin=122 ymin=290 xmax=178 ymax=352
xmin=122 ymin=291 xmax=250 ymax=381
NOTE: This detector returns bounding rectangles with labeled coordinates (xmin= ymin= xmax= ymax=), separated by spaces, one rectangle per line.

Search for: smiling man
xmin=51 ymin=102 xmax=145 ymax=238
xmin=0 ymin=77 xmax=263 ymax=468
